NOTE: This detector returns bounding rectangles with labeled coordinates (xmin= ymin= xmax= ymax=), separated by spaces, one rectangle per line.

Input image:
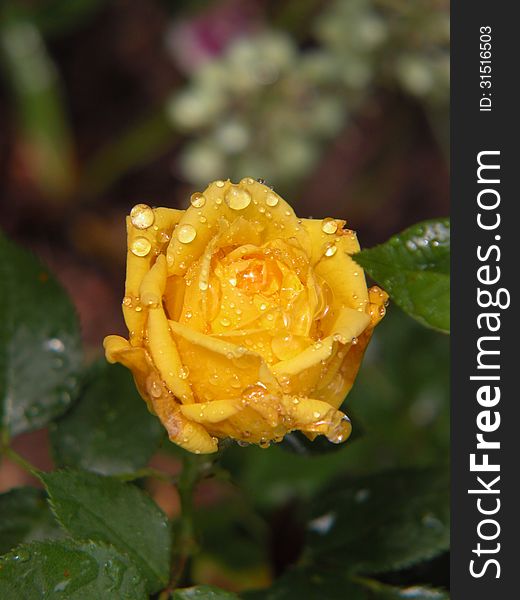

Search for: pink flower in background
xmin=165 ymin=0 xmax=261 ymax=73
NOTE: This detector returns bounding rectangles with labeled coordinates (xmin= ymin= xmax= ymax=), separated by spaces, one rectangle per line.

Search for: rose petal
xmin=168 ymin=319 xmax=280 ymax=402
xmin=167 ymin=179 xmax=310 ymax=276
xmin=180 ymin=399 xmax=241 ymax=423
xmin=147 ymin=306 xmax=194 ymax=403
xmin=125 ymin=207 xmax=183 ymax=345
xmin=301 ymin=218 xmax=369 ymax=314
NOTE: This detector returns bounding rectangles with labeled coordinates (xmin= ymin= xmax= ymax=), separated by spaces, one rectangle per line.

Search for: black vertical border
xmin=451 ymin=2 xmax=519 ymax=598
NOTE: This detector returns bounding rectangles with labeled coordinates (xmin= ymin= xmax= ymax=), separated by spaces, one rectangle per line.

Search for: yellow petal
xmin=280 ymin=396 xmax=352 ymax=443
xmin=301 ymin=218 xmax=369 ymax=314
xmin=167 ymin=179 xmax=310 ymax=276
xmin=180 ymin=399 xmax=241 ymax=424
xmin=168 ymin=319 xmax=279 ymax=402
xmin=125 ymin=207 xmax=183 ymax=345
xmin=139 ymin=254 xmax=167 ymax=308
xmin=150 ymin=393 xmax=218 ymax=453
xmin=147 ymin=306 xmax=194 ymax=403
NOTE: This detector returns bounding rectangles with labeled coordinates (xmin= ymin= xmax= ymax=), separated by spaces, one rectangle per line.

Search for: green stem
xmin=158 ymin=454 xmax=216 ymax=599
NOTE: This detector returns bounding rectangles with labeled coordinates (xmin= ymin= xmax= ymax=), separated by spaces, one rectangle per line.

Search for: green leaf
xmin=40 ymin=470 xmax=170 ymax=593
xmin=173 ymin=584 xmax=240 ymax=599
xmin=307 ymin=467 xmax=449 ymax=574
xmin=0 ymin=232 xmax=82 ymax=437
xmin=243 ymin=571 xmax=450 ymax=600
xmin=0 ymin=487 xmax=63 ymax=554
xmin=50 ymin=362 xmax=164 ymax=475
xmin=193 ymin=499 xmax=269 ymax=572
xmin=221 ymin=443 xmax=357 ymax=509
xmin=0 ymin=540 xmax=147 ymax=599
xmin=354 ymin=219 xmax=450 ymax=333
xmin=242 ymin=567 xmax=366 ymax=600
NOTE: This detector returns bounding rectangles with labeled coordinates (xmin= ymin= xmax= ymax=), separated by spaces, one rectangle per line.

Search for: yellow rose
xmin=104 ymin=178 xmax=387 ymax=454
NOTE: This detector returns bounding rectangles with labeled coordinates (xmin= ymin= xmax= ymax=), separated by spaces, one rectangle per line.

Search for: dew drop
xmin=122 ymin=296 xmax=132 ymax=307
xmin=220 ymin=317 xmax=231 ymax=327
xmin=225 ymin=186 xmax=251 ymax=210
xmin=177 ymin=224 xmax=197 ymax=244
xmin=326 ymin=415 xmax=351 ymax=444
xmin=240 ymin=177 xmax=255 ymax=185
xmin=131 ymin=236 xmax=152 ymax=257
xmin=321 ymin=218 xmax=338 ymax=235
xmin=158 ymin=231 xmax=170 ymax=243
xmin=324 ymin=243 xmax=337 ymax=257
xmin=265 ymin=192 xmax=279 ymax=207
xmin=215 ymin=180 xmax=225 ymax=188
xmin=12 ymin=549 xmax=30 ymax=563
xmin=146 ymin=375 xmax=162 ymax=398
xmin=178 ymin=366 xmax=190 ymax=380
xmin=44 ymin=338 xmax=65 ymax=353
xmin=130 ymin=204 xmax=154 ymax=229
xmin=190 ymin=192 xmax=206 ymax=208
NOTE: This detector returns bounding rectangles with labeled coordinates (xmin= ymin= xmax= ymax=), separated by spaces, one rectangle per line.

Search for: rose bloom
xmin=104 ymin=178 xmax=387 ymax=454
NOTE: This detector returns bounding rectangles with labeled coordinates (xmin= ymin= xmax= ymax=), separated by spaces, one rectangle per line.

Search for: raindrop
xmin=178 ymin=366 xmax=190 ymax=380
xmin=130 ymin=204 xmax=154 ymax=229
xmin=44 ymin=338 xmax=65 ymax=353
xmin=324 ymin=243 xmax=337 ymax=257
xmin=190 ymin=192 xmax=206 ymax=208
xmin=321 ymin=218 xmax=338 ymax=235
xmin=177 ymin=224 xmax=197 ymax=244
xmin=225 ymin=186 xmax=252 ymax=210
xmin=12 ymin=549 xmax=30 ymax=562
xmin=308 ymin=512 xmax=336 ymax=534
xmin=265 ymin=192 xmax=279 ymax=207
xmin=131 ymin=237 xmax=152 ymax=257
xmin=146 ymin=375 xmax=162 ymax=398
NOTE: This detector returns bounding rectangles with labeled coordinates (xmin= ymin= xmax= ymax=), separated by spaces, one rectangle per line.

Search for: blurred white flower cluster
xmin=167 ymin=0 xmax=449 ymax=188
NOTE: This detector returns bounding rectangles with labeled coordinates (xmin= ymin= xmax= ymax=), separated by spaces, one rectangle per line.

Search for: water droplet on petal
xmin=130 ymin=204 xmax=154 ymax=229
xmin=178 ymin=366 xmax=190 ymax=379
xmin=215 ymin=180 xmax=225 ymax=188
xmin=146 ymin=375 xmax=162 ymax=398
xmin=177 ymin=224 xmax=197 ymax=244
xmin=190 ymin=192 xmax=206 ymax=208
xmin=225 ymin=186 xmax=251 ymax=210
xmin=131 ymin=237 xmax=152 ymax=257
xmin=265 ymin=192 xmax=279 ymax=207
xmin=324 ymin=243 xmax=337 ymax=257
xmin=321 ymin=218 xmax=338 ymax=235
